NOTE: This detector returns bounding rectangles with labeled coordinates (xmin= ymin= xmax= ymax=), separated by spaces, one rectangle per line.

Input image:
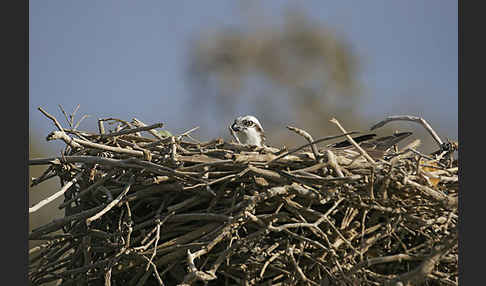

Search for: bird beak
xmin=231 ymin=122 xmax=241 ymax=132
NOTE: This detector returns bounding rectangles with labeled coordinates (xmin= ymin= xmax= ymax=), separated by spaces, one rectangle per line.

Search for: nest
xmin=29 ymin=108 xmax=458 ymax=286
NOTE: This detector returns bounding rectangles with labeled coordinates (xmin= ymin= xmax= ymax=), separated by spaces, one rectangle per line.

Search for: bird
xmin=230 ymin=115 xmax=266 ymax=147
xmin=230 ymin=115 xmax=412 ymax=159
xmin=327 ymin=131 xmax=413 ymax=160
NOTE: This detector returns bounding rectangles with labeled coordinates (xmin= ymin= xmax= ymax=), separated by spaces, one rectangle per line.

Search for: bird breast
xmin=238 ymin=128 xmax=263 ymax=147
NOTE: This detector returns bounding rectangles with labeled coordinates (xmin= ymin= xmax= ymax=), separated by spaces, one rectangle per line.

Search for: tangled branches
xmin=29 ymin=107 xmax=458 ymax=285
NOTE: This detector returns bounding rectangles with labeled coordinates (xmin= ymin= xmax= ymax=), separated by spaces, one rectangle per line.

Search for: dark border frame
xmin=6 ymin=0 xmax=28 ymax=284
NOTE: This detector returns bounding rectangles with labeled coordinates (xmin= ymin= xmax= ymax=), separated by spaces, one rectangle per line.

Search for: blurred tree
xmin=187 ymin=7 xmax=366 ymax=146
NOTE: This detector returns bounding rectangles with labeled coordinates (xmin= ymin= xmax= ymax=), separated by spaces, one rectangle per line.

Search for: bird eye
xmin=243 ymin=120 xmax=253 ymax=127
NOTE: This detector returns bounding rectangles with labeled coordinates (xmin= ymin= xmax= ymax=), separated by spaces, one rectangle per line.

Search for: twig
xmin=30 ymin=165 xmax=57 ymax=187
xmin=404 ymin=177 xmax=458 ymax=209
xmin=29 ymin=173 xmax=83 ymax=213
xmin=29 ymin=205 xmax=105 ymax=239
xmin=177 ymin=126 xmax=200 ymax=140
xmin=330 ymin=118 xmax=376 ymax=164
xmin=73 ymin=114 xmax=90 ymax=131
xmin=58 ymin=104 xmax=72 ymax=128
xmin=47 ymin=131 xmax=146 ymax=157
xmin=86 ymin=176 xmax=134 ymax=226
xmin=385 ymin=235 xmax=457 ymax=285
xmin=59 ymin=170 xmax=117 ymax=209
xmin=98 ymin=119 xmax=106 ymax=135
xmin=38 ymin=107 xmax=65 ymax=133
xmin=101 ymin=123 xmax=164 ymax=139
xmin=348 ymin=253 xmax=417 ymax=274
xmin=326 ymin=150 xmax=344 ymax=178
xmin=71 ymin=104 xmax=81 ymax=125
xmin=132 ymin=118 xmax=166 ymax=141
xmin=287 ymin=125 xmax=320 ymax=160
xmin=288 ymin=245 xmax=319 ymax=286
xmin=179 ymin=249 xmax=217 ymax=285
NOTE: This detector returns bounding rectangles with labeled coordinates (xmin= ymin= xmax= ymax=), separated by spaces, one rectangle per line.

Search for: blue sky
xmin=30 ymin=0 xmax=457 ymax=153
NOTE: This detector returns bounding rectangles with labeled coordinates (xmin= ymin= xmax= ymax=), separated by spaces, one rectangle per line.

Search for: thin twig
xmin=29 ymin=173 xmax=83 ymax=213
xmin=132 ymin=118 xmax=166 ymax=141
xmin=73 ymin=114 xmax=90 ymax=131
xmin=287 ymin=125 xmax=320 ymax=160
xmin=58 ymin=104 xmax=72 ymax=128
xmin=330 ymin=118 xmax=376 ymax=164
xmin=86 ymin=176 xmax=134 ymax=226
xmin=101 ymin=123 xmax=164 ymax=139
xmin=38 ymin=107 xmax=65 ymax=133
xmin=177 ymin=126 xmax=200 ymax=139
xmin=71 ymin=104 xmax=81 ymax=125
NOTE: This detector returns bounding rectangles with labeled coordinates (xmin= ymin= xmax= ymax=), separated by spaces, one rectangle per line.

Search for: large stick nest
xmin=29 ymin=108 xmax=458 ymax=286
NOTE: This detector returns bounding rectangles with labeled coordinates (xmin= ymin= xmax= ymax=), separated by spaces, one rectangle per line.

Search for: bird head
xmin=230 ymin=115 xmax=265 ymax=147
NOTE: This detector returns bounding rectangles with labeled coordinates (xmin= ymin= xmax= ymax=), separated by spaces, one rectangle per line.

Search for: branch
xmin=330 ymin=118 xmax=376 ymax=164
xmin=287 ymin=125 xmax=320 ymax=160
xmin=29 ymin=173 xmax=83 ymax=213
xmin=86 ymin=176 xmax=134 ymax=226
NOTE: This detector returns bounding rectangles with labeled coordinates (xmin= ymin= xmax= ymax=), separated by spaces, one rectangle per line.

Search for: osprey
xmin=230 ymin=115 xmax=266 ymax=147
xmin=230 ymin=115 xmax=412 ymax=159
